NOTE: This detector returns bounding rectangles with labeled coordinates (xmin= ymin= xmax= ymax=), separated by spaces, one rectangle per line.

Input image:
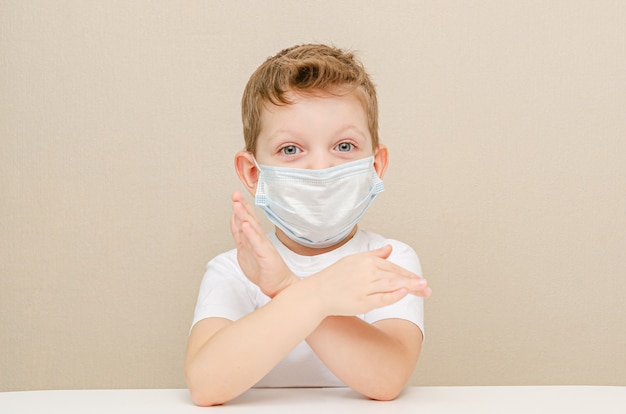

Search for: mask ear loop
xmin=248 ymin=153 xmax=264 ymax=206
xmin=249 ymin=152 xmax=262 ymax=170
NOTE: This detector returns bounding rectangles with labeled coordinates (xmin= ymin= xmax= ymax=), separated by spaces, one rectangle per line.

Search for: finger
xmin=404 ymin=278 xmax=432 ymax=298
xmin=368 ymin=288 xmax=409 ymax=308
xmin=370 ymin=245 xmax=426 ymax=282
xmin=232 ymin=190 xmax=245 ymax=203
xmin=232 ymin=192 xmax=256 ymax=228
xmin=232 ymin=199 xmax=246 ymax=220
xmin=233 ymin=200 xmax=265 ymax=237
xmin=230 ymin=213 xmax=241 ymax=245
xmin=231 ymin=205 xmax=249 ymax=245
xmin=373 ymin=261 xmax=421 ymax=285
xmin=241 ymin=221 xmax=267 ymax=258
xmin=391 ymin=287 xmax=410 ymax=302
xmin=233 ymin=191 xmax=262 ymax=222
xmin=404 ymin=289 xmax=431 ymax=299
xmin=237 ymin=192 xmax=255 ymax=214
xmin=370 ymin=244 xmax=393 ymax=260
xmin=370 ymin=274 xmax=420 ymax=294
xmin=232 ymin=201 xmax=253 ymax=235
xmin=233 ymin=198 xmax=261 ymax=229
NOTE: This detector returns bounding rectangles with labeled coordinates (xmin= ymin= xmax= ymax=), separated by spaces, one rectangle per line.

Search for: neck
xmin=275 ymin=226 xmax=358 ymax=256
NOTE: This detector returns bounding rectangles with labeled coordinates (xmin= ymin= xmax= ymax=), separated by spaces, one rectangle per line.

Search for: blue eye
xmin=335 ymin=142 xmax=355 ymax=152
xmin=280 ymin=145 xmax=301 ymax=155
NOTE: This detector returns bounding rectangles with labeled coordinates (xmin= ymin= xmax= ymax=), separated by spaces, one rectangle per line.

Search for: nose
xmin=307 ymin=152 xmax=333 ymax=170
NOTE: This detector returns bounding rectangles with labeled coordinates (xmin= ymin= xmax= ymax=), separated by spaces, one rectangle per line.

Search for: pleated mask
xmin=254 ymin=156 xmax=384 ymax=248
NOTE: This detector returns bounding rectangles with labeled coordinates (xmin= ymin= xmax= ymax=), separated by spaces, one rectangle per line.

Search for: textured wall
xmin=1 ymin=1 xmax=625 ymax=391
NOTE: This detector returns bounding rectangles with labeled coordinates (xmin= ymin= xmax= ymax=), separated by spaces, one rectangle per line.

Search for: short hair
xmin=241 ymin=44 xmax=379 ymax=153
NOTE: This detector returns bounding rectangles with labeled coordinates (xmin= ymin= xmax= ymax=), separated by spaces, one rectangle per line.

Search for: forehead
xmin=260 ymin=88 xmax=368 ymax=119
xmin=259 ymin=91 xmax=369 ymax=134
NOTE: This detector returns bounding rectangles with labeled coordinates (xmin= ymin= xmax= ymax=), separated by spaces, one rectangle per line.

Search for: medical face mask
xmin=254 ymin=156 xmax=384 ymax=248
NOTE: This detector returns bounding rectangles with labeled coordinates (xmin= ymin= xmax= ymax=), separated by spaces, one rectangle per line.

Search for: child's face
xmin=254 ymin=91 xmax=374 ymax=169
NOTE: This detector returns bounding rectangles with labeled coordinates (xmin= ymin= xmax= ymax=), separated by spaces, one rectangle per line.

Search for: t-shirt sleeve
xmin=362 ymin=239 xmax=425 ymax=337
xmin=191 ymin=252 xmax=257 ymax=330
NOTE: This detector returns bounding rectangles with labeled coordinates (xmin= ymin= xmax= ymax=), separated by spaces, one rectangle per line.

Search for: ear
xmin=373 ymin=144 xmax=389 ymax=178
xmin=234 ymin=150 xmax=259 ymax=196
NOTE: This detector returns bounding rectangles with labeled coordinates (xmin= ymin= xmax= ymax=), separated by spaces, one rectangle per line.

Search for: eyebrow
xmin=265 ymin=124 xmax=366 ymax=139
xmin=331 ymin=125 xmax=369 ymax=144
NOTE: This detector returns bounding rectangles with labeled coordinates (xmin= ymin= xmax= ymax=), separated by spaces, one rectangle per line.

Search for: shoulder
xmin=204 ymin=247 xmax=239 ymax=274
xmin=358 ymin=229 xmax=411 ymax=250
xmin=199 ymin=248 xmax=252 ymax=289
xmin=192 ymin=248 xmax=262 ymax=328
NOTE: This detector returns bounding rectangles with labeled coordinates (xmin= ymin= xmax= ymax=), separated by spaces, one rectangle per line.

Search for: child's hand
xmin=230 ymin=191 xmax=298 ymax=298
xmin=308 ymin=244 xmax=431 ymax=316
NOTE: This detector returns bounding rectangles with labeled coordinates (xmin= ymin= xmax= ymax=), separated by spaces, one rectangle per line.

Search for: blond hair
xmin=241 ymin=44 xmax=379 ymax=153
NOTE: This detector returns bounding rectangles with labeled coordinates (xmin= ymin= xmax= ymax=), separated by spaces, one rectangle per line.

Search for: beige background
xmin=1 ymin=1 xmax=625 ymax=391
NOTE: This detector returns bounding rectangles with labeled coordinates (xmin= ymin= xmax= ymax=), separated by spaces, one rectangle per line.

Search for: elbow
xmin=189 ymin=388 xmax=224 ymax=407
xmin=185 ymin=369 xmax=230 ymax=407
xmin=185 ymin=359 xmax=253 ymax=406
xmin=368 ymin=385 xmax=404 ymax=402
xmin=187 ymin=379 xmax=233 ymax=407
xmin=186 ymin=378 xmax=215 ymax=407
xmin=361 ymin=374 xmax=409 ymax=402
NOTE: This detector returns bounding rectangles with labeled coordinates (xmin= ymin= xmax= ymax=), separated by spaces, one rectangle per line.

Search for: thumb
xmin=371 ymin=244 xmax=393 ymax=260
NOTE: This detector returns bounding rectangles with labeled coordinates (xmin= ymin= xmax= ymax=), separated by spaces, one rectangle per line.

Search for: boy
xmin=185 ymin=44 xmax=431 ymax=406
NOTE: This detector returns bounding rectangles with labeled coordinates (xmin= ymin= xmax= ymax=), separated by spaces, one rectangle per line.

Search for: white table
xmin=1 ymin=386 xmax=624 ymax=413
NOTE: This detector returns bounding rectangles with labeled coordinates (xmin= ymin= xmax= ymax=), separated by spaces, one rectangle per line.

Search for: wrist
xmin=293 ymin=276 xmax=328 ymax=321
xmin=298 ymin=272 xmax=332 ymax=318
xmin=266 ymin=273 xmax=300 ymax=298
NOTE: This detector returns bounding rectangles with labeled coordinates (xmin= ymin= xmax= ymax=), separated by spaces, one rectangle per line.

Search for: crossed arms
xmin=185 ymin=192 xmax=432 ymax=406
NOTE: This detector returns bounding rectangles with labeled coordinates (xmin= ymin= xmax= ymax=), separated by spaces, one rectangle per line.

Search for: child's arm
xmin=185 ymin=276 xmax=326 ymax=406
xmin=306 ymin=315 xmax=423 ymax=400
xmin=184 ymin=247 xmax=419 ymax=406
xmin=184 ymin=193 xmax=430 ymax=406
xmin=298 ymin=243 xmax=426 ymax=400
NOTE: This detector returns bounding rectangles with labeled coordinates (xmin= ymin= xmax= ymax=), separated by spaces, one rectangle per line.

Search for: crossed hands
xmin=230 ymin=191 xmax=431 ymax=316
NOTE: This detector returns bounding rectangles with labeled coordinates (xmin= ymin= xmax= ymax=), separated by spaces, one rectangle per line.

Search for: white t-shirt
xmin=191 ymin=229 xmax=424 ymax=387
